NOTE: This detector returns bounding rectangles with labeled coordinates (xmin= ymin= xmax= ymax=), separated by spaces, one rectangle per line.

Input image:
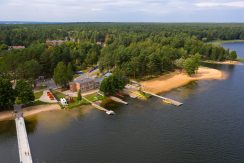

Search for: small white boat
xmin=106 ymin=110 xmax=115 ymax=115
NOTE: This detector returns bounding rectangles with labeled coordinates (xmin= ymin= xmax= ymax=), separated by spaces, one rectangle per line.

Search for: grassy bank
xmin=237 ymin=58 xmax=244 ymax=62
xmin=67 ymin=93 xmax=105 ymax=109
xmin=34 ymin=91 xmax=43 ymax=99
xmin=52 ymin=90 xmax=66 ymax=99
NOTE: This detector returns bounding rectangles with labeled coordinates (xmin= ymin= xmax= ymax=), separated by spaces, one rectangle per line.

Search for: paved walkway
xmin=15 ymin=105 xmax=33 ymax=163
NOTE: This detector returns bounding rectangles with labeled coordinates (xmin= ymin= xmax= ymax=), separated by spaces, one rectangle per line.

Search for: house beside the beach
xmin=69 ymin=71 xmax=112 ymax=93
xmin=69 ymin=75 xmax=100 ymax=92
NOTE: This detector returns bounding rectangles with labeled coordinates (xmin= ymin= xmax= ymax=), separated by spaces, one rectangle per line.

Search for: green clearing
xmin=67 ymin=93 xmax=105 ymax=109
xmin=73 ymin=74 xmax=80 ymax=79
xmin=24 ymin=100 xmax=48 ymax=107
xmin=32 ymin=100 xmax=48 ymax=106
xmin=83 ymin=93 xmax=104 ymax=102
xmin=52 ymin=90 xmax=66 ymax=100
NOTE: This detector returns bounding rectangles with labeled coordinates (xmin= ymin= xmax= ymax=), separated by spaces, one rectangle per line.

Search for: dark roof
xmin=74 ymin=77 xmax=94 ymax=84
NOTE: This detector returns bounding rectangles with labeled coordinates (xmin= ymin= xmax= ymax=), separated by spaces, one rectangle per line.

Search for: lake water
xmin=1 ymin=43 xmax=244 ymax=163
xmin=222 ymin=42 xmax=244 ymax=58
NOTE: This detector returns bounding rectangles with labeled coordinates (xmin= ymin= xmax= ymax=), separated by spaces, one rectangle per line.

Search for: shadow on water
xmin=24 ymin=105 xmax=94 ymax=135
xmin=162 ymin=80 xmax=215 ymax=103
xmin=25 ymin=118 xmax=38 ymax=134
xmin=0 ymin=120 xmax=16 ymax=137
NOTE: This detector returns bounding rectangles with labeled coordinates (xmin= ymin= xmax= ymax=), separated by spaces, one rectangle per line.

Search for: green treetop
xmin=100 ymin=71 xmax=127 ymax=96
xmin=53 ymin=62 xmax=74 ymax=88
xmin=0 ymin=78 xmax=16 ymax=110
xmin=15 ymin=80 xmax=34 ymax=105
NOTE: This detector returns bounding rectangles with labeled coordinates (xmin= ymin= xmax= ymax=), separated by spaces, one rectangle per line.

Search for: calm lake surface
xmin=1 ymin=43 xmax=244 ymax=163
xmin=222 ymin=42 xmax=244 ymax=57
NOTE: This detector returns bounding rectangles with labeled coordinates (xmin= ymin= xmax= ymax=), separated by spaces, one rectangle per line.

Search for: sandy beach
xmin=0 ymin=104 xmax=61 ymax=121
xmin=141 ymin=67 xmax=227 ymax=94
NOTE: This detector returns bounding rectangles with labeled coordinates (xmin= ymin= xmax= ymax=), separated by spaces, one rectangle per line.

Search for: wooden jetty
xmin=142 ymin=91 xmax=183 ymax=106
xmin=83 ymin=97 xmax=115 ymax=115
xmin=110 ymin=96 xmax=128 ymax=105
xmin=97 ymin=91 xmax=128 ymax=104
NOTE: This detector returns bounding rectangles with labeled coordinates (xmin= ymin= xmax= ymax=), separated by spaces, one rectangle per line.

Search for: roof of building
xmin=73 ymin=74 xmax=96 ymax=84
xmin=94 ymin=77 xmax=103 ymax=83
xmin=76 ymin=78 xmax=94 ymax=84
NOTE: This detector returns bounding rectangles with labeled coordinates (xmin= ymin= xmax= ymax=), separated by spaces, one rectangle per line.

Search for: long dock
xmin=110 ymin=96 xmax=128 ymax=105
xmin=83 ymin=97 xmax=115 ymax=115
xmin=14 ymin=106 xmax=33 ymax=163
xmin=142 ymin=91 xmax=183 ymax=106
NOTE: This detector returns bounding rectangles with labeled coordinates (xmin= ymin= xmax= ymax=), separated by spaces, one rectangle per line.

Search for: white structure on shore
xmin=60 ymin=98 xmax=68 ymax=106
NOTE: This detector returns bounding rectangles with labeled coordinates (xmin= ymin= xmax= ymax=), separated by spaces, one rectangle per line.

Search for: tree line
xmin=0 ymin=23 xmax=239 ymax=82
xmin=1 ymin=23 xmax=244 ymax=47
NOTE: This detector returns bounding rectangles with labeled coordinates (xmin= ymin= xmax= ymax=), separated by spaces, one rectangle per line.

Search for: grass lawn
xmin=67 ymin=93 xmax=104 ymax=109
xmin=73 ymin=74 xmax=80 ymax=79
xmin=84 ymin=93 xmax=104 ymax=102
xmin=67 ymin=100 xmax=83 ymax=109
xmin=52 ymin=90 xmax=66 ymax=100
xmin=34 ymin=91 xmax=43 ymax=99
xmin=32 ymin=100 xmax=48 ymax=106
xmin=25 ymin=100 xmax=48 ymax=107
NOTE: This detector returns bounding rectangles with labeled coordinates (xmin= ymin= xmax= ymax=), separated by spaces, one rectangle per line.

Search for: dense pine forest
xmin=0 ymin=23 xmax=242 ymax=81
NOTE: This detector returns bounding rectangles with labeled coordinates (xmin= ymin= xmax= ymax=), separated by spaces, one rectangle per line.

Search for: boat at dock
xmin=106 ymin=110 xmax=115 ymax=115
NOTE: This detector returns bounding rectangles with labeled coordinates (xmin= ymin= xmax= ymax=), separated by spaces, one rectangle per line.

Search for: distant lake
xmin=0 ymin=43 xmax=244 ymax=163
xmin=222 ymin=42 xmax=244 ymax=58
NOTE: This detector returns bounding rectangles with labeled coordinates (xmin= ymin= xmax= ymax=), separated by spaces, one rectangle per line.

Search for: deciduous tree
xmin=15 ymin=80 xmax=34 ymax=104
xmin=0 ymin=78 xmax=16 ymax=110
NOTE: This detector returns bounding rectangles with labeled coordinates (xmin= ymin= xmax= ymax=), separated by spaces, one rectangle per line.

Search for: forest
xmin=0 ymin=23 xmax=241 ymax=81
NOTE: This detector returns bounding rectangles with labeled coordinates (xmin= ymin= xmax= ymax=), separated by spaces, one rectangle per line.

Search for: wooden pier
xmin=83 ymin=97 xmax=115 ymax=115
xmin=142 ymin=91 xmax=183 ymax=106
xmin=97 ymin=91 xmax=128 ymax=105
xmin=14 ymin=105 xmax=33 ymax=163
xmin=110 ymin=96 xmax=128 ymax=105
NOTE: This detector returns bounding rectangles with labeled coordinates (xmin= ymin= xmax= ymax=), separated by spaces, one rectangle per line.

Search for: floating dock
xmin=14 ymin=105 xmax=33 ymax=163
xmin=142 ymin=91 xmax=183 ymax=106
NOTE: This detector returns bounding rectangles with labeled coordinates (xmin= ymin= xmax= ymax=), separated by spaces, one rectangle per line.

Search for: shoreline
xmin=0 ymin=67 xmax=229 ymax=121
xmin=0 ymin=104 xmax=61 ymax=122
xmin=202 ymin=60 xmax=241 ymax=65
xmin=208 ymin=39 xmax=244 ymax=46
xmin=141 ymin=67 xmax=227 ymax=94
